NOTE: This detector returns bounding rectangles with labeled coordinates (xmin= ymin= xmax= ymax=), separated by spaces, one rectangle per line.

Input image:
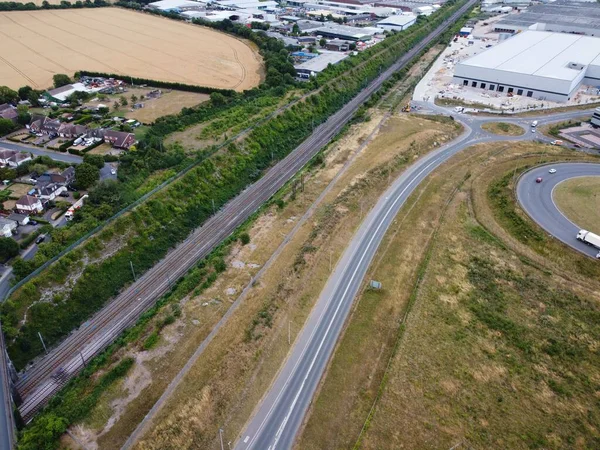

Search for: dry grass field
xmin=553 ymin=176 xmax=600 ymax=233
xmin=298 ymin=142 xmax=600 ymax=450
xmin=0 ymin=8 xmax=263 ymax=91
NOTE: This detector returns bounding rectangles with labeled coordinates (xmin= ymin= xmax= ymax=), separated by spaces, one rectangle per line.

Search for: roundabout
xmin=517 ymin=162 xmax=600 ymax=259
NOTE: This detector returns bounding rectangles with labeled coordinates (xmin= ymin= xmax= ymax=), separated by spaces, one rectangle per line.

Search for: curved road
xmin=236 ymin=107 xmax=597 ymax=449
xmin=517 ymin=163 xmax=600 ymax=258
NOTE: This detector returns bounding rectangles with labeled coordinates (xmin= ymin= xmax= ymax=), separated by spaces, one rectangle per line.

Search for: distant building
xmin=453 ymin=31 xmax=600 ymax=102
xmin=103 ymin=130 xmax=136 ymax=149
xmin=29 ymin=115 xmax=61 ymax=136
xmin=376 ymin=14 xmax=416 ymax=32
xmin=0 ymin=104 xmax=18 ymax=124
xmin=325 ymin=38 xmax=350 ymax=51
xmin=493 ymin=0 xmax=600 ymax=36
xmin=57 ymin=123 xmax=88 ymax=139
xmin=295 ymin=52 xmax=349 ymax=77
xmin=0 ymin=149 xmax=31 ymax=167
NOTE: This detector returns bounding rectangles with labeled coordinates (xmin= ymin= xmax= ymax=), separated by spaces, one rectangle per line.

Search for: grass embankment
xmin=553 ymin=176 xmax=600 ymax=233
xmin=297 ymin=141 xmax=600 ymax=450
xmin=481 ymin=121 xmax=525 ymax=136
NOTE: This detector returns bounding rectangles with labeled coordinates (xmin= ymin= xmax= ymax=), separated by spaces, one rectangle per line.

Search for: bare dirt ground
xmin=553 ymin=176 xmax=600 ymax=233
xmin=0 ymin=8 xmax=263 ymax=90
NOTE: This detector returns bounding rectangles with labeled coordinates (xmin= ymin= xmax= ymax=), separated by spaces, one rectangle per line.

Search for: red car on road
xmin=536 ymin=177 xmax=543 ymax=183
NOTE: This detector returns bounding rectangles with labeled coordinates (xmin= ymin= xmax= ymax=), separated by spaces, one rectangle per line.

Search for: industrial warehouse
xmin=452 ymin=31 xmax=600 ymax=102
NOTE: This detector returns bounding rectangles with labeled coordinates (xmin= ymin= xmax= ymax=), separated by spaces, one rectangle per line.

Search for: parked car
xmin=59 ymin=191 xmax=70 ymax=198
xmin=29 ymin=220 xmax=38 ymax=226
xmin=111 ymin=169 xmax=116 ymax=175
xmin=35 ymin=234 xmax=46 ymax=244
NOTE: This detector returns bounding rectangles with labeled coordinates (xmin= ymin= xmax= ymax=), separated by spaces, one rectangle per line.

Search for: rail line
xmin=15 ymin=0 xmax=474 ymax=423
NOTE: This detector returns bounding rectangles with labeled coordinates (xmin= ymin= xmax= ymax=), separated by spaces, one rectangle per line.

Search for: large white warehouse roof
xmin=454 ymin=31 xmax=600 ymax=101
xmin=460 ymin=31 xmax=600 ymax=82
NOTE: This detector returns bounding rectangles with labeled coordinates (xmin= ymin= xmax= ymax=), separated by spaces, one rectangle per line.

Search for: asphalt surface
xmin=0 ymin=141 xmax=82 ymax=164
xmin=517 ymin=162 xmax=600 ymax=258
xmin=235 ymin=108 xmax=598 ymax=449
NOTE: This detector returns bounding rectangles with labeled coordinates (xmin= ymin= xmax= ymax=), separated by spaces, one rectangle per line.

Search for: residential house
xmin=0 ymin=104 xmax=18 ymax=124
xmin=7 ymin=213 xmax=29 ymax=226
xmin=7 ymin=152 xmax=32 ymax=168
xmin=0 ymin=149 xmax=32 ymax=167
xmin=29 ymin=115 xmax=61 ymax=136
xmin=0 ymin=217 xmax=17 ymax=238
xmin=0 ymin=149 xmax=14 ymax=166
xmin=57 ymin=123 xmax=88 ymax=139
xmin=36 ymin=181 xmax=66 ymax=201
xmin=15 ymin=195 xmax=43 ymax=215
xmin=103 ymin=130 xmax=136 ymax=149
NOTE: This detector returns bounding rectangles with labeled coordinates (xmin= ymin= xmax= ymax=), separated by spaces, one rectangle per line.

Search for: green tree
xmin=18 ymin=85 xmax=33 ymax=101
xmin=75 ymin=162 xmax=100 ymax=189
xmin=0 ymin=118 xmax=15 ymax=136
xmin=0 ymin=237 xmax=19 ymax=261
xmin=17 ymin=104 xmax=31 ymax=125
xmin=239 ymin=232 xmax=250 ymax=245
xmin=120 ymin=96 xmax=128 ymax=107
xmin=0 ymin=86 xmax=18 ymax=104
xmin=131 ymin=94 xmax=138 ymax=103
xmin=210 ymin=92 xmax=226 ymax=106
xmin=17 ymin=412 xmax=68 ymax=450
xmin=52 ymin=74 xmax=71 ymax=88
xmin=83 ymin=153 xmax=105 ymax=169
xmin=319 ymin=38 xmax=326 ymax=47
xmin=292 ymin=23 xmax=300 ymax=35
xmin=113 ymin=101 xmax=120 ymax=111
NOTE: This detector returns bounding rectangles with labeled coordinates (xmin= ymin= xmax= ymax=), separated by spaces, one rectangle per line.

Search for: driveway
xmin=100 ymin=162 xmax=118 ymax=181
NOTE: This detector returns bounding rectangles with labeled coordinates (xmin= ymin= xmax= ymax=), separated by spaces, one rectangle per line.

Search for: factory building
xmin=493 ymin=1 xmax=600 ymax=36
xmin=295 ymin=52 xmax=349 ymax=77
xmin=452 ymin=31 xmax=600 ymax=103
xmin=376 ymin=14 xmax=416 ymax=31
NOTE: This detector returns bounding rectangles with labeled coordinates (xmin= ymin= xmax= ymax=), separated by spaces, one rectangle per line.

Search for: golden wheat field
xmin=0 ymin=8 xmax=263 ymax=91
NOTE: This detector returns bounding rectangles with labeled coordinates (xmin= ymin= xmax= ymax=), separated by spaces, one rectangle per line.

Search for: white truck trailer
xmin=65 ymin=195 xmax=88 ymax=221
xmin=576 ymin=229 xmax=600 ymax=258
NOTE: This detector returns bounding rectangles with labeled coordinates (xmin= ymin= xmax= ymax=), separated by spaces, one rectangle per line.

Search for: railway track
xmin=15 ymin=0 xmax=474 ymax=423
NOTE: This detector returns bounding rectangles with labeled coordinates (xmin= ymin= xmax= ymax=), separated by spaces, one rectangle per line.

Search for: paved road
xmin=236 ymin=107 xmax=597 ymax=449
xmin=517 ymin=162 xmax=600 ymax=258
xmin=0 ymin=141 xmax=82 ymax=164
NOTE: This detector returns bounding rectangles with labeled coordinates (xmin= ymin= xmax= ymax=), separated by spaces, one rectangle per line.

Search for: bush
xmin=0 ymin=237 xmax=19 ymax=261
xmin=239 ymin=232 xmax=250 ymax=245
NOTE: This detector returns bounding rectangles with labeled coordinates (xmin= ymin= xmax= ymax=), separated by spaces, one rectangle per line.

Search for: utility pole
xmin=130 ymin=260 xmax=136 ymax=281
xmin=38 ymin=332 xmax=47 ymax=354
xmin=212 ymin=198 xmax=216 ymax=215
xmin=219 ymin=428 xmax=225 ymax=450
xmin=329 ymin=249 xmax=333 ymax=272
xmin=79 ymin=351 xmax=86 ymax=368
xmin=288 ymin=320 xmax=291 ymax=346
